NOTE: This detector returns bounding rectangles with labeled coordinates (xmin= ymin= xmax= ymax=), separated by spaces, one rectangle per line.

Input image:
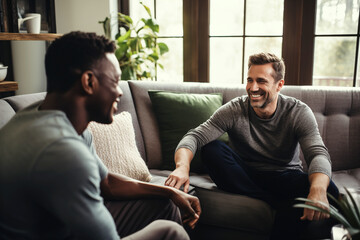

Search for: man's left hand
xmin=301 ymin=173 xmax=330 ymax=221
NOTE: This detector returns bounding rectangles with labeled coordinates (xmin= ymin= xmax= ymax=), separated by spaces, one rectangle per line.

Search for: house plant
xmin=99 ymin=3 xmax=169 ymax=80
xmin=294 ymin=188 xmax=360 ymax=240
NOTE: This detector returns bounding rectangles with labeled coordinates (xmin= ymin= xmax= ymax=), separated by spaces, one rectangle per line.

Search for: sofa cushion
xmin=0 ymin=100 xmax=15 ymax=129
xmin=151 ymin=167 xmax=275 ymax=235
xmin=3 ymin=92 xmax=46 ymax=112
xmin=88 ymin=112 xmax=151 ymax=182
xmin=195 ymin=187 xmax=275 ymax=234
xmin=148 ymin=90 xmax=228 ymax=173
xmin=332 ymin=168 xmax=360 ymax=194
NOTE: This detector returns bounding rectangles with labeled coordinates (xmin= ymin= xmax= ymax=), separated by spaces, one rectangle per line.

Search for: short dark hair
xmin=248 ymin=52 xmax=285 ymax=82
xmin=45 ymin=31 xmax=116 ymax=93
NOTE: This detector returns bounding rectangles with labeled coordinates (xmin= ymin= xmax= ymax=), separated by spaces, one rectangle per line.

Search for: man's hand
xmin=301 ymin=172 xmax=330 ymax=221
xmin=165 ymin=148 xmax=193 ymax=193
xmin=165 ymin=166 xmax=190 ymax=193
xmin=170 ymin=188 xmax=201 ymax=229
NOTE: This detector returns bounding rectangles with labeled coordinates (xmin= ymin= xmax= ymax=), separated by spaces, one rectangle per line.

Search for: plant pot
xmin=332 ymin=224 xmax=350 ymax=240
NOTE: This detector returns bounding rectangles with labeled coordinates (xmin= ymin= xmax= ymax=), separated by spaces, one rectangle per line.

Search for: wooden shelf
xmin=0 ymin=33 xmax=62 ymax=41
xmin=0 ymin=81 xmax=18 ymax=92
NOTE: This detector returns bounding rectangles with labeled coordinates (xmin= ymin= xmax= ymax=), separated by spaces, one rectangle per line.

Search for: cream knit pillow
xmin=88 ymin=111 xmax=151 ymax=182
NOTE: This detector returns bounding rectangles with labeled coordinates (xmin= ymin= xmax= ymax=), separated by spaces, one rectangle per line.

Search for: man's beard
xmin=248 ymin=91 xmax=275 ymax=109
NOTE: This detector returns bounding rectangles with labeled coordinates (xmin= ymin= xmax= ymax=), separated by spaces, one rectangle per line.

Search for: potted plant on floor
xmin=99 ymin=2 xmax=169 ymax=80
xmin=294 ymin=187 xmax=360 ymax=240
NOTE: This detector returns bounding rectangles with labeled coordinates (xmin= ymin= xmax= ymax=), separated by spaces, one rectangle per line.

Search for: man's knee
xmin=150 ymin=220 xmax=189 ymax=240
xmin=123 ymin=220 xmax=189 ymax=240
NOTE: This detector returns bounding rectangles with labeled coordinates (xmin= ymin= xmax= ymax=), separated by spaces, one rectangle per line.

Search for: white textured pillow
xmin=88 ymin=111 xmax=151 ymax=182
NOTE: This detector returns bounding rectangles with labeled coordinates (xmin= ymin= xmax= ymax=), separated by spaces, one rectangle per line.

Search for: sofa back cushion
xmin=0 ymin=100 xmax=15 ymax=129
xmin=3 ymin=92 xmax=46 ymax=112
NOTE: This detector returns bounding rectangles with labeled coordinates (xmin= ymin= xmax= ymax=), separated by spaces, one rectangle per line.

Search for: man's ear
xmin=81 ymin=71 xmax=97 ymax=94
xmin=277 ymin=79 xmax=285 ymax=92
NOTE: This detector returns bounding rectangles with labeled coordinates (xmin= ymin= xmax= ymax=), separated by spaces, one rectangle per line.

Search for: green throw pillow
xmin=148 ymin=90 xmax=229 ymax=173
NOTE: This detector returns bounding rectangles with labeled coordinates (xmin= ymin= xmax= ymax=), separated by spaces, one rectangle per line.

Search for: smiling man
xmin=0 ymin=32 xmax=200 ymax=240
xmin=165 ymin=52 xmax=339 ymax=239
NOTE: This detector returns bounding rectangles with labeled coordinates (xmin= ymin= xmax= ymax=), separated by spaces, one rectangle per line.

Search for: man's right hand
xmin=165 ymin=148 xmax=193 ymax=193
xmin=169 ymin=188 xmax=201 ymax=229
xmin=165 ymin=166 xmax=190 ymax=193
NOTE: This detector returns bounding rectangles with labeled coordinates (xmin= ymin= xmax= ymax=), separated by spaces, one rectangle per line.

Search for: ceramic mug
xmin=18 ymin=13 xmax=41 ymax=34
xmin=0 ymin=64 xmax=8 ymax=82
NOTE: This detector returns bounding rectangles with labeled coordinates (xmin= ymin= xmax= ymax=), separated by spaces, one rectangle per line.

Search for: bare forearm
xmin=309 ymin=172 xmax=330 ymax=193
xmin=174 ymin=148 xmax=194 ymax=170
xmin=301 ymin=172 xmax=331 ymax=221
xmin=101 ymin=173 xmax=175 ymax=200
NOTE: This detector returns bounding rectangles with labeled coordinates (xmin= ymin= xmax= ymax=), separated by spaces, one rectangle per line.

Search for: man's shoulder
xmin=9 ymin=102 xmax=77 ymax=139
xmin=227 ymin=95 xmax=249 ymax=107
xmin=278 ymin=94 xmax=314 ymax=122
xmin=279 ymin=94 xmax=309 ymax=110
xmin=219 ymin=95 xmax=250 ymax=117
xmin=0 ymin=104 xmax=83 ymax=163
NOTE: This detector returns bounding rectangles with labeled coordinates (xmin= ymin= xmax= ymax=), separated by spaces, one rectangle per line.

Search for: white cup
xmin=18 ymin=13 xmax=41 ymax=34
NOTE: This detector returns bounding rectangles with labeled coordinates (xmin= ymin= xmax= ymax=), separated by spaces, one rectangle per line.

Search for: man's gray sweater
xmin=176 ymin=94 xmax=332 ymax=178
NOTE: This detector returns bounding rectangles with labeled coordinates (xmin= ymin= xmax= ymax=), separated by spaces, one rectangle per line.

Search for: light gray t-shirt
xmin=0 ymin=102 xmax=120 ymax=240
xmin=177 ymin=94 xmax=332 ymax=178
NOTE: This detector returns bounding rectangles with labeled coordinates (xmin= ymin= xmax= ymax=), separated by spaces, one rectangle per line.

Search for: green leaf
xmin=158 ymin=42 xmax=169 ymax=55
xmin=115 ymin=43 xmax=128 ymax=60
xmin=158 ymin=63 xmax=164 ymax=69
xmin=117 ymin=30 xmax=131 ymax=43
xmin=294 ymin=203 xmax=352 ymax=228
xmin=121 ymin=66 xmax=137 ymax=80
xmin=149 ymin=53 xmax=159 ymax=61
xmin=140 ymin=2 xmax=152 ymax=17
xmin=141 ymin=71 xmax=148 ymax=78
xmin=142 ymin=34 xmax=157 ymax=48
xmin=123 ymin=15 xmax=133 ymax=24
xmin=143 ymin=18 xmax=159 ymax=33
xmin=118 ymin=12 xmax=133 ymax=25
xmin=129 ymin=38 xmax=139 ymax=52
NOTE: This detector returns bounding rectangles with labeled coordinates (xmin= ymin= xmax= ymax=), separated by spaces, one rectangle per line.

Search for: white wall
xmin=11 ymin=41 xmax=47 ymax=95
xmin=55 ymin=0 xmax=118 ymax=37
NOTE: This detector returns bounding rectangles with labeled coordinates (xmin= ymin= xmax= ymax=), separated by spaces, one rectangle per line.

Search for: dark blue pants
xmin=201 ymin=140 xmax=339 ymax=240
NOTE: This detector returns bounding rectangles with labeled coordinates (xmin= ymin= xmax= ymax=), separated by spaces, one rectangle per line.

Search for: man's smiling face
xmin=246 ymin=63 xmax=283 ymax=118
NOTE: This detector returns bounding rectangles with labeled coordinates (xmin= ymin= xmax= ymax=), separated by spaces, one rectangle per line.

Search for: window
xmin=209 ymin=0 xmax=284 ymax=84
xmin=129 ymin=0 xmax=183 ymax=82
xmin=313 ymin=0 xmax=360 ymax=87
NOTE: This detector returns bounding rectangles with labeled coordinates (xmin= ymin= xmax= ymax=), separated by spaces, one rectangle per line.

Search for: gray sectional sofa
xmin=1 ymin=80 xmax=360 ymax=240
